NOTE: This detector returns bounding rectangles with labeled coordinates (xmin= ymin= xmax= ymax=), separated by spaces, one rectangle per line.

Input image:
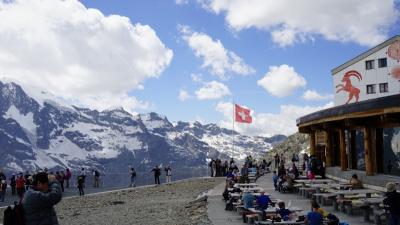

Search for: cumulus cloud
xmin=302 ymin=90 xmax=333 ymax=101
xmin=216 ymin=101 xmax=334 ymax=136
xmin=195 ymin=81 xmax=231 ymax=100
xmin=0 ymin=0 xmax=173 ymax=112
xmin=257 ymin=64 xmax=306 ymax=97
xmin=198 ymin=0 xmax=399 ymax=47
xmin=179 ymin=25 xmax=255 ymax=79
xmin=178 ymin=89 xmax=191 ymax=101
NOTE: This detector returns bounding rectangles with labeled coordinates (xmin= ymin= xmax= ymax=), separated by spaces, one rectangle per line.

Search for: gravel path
xmin=0 ymin=177 xmax=224 ymax=225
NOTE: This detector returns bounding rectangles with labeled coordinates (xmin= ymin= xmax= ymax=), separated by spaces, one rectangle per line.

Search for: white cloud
xmin=178 ymin=89 xmax=191 ymax=101
xmin=302 ymin=90 xmax=333 ymax=101
xmin=257 ymin=64 xmax=306 ymax=97
xmin=0 ymin=0 xmax=173 ymax=112
xmin=199 ymin=0 xmax=399 ymax=47
xmin=195 ymin=81 xmax=231 ymax=100
xmin=216 ymin=101 xmax=334 ymax=136
xmin=179 ymin=25 xmax=255 ymax=79
xmin=175 ymin=0 xmax=189 ymax=4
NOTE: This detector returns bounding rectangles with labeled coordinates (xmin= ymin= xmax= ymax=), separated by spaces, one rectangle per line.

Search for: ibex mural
xmin=336 ymin=70 xmax=362 ymax=104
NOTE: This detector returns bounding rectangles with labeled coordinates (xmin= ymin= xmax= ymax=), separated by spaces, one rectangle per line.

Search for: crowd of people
xmin=0 ymin=167 xmax=103 ymax=202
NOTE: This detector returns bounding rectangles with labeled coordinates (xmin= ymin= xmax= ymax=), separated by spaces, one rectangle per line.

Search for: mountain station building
xmin=297 ymin=36 xmax=400 ymax=186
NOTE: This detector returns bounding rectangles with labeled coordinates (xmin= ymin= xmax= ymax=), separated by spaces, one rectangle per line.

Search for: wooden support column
xmin=364 ymin=127 xmax=374 ymax=176
xmin=310 ymin=131 xmax=316 ymax=156
xmin=325 ymin=130 xmax=332 ymax=167
xmin=339 ymin=129 xmax=348 ymax=171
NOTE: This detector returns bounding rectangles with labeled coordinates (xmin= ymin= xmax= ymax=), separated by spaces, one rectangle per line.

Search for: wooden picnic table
xmin=359 ymin=197 xmax=385 ymax=222
xmin=334 ymin=189 xmax=381 ymax=198
xmin=294 ymin=179 xmax=333 ymax=184
xmin=241 ymin=187 xmax=264 ymax=192
xmin=234 ymin=183 xmax=259 ymax=188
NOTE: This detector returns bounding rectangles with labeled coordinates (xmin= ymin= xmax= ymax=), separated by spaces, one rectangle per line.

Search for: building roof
xmin=331 ymin=35 xmax=400 ymax=75
xmin=297 ymin=94 xmax=400 ymax=127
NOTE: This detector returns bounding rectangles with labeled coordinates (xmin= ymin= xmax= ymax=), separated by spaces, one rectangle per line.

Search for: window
xmin=367 ymin=84 xmax=376 ymax=94
xmin=378 ymin=58 xmax=387 ymax=68
xmin=379 ymin=83 xmax=388 ymax=93
xmin=365 ymin=60 xmax=374 ymax=70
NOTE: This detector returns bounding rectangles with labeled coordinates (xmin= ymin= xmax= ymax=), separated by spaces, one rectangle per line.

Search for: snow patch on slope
xmin=5 ymin=105 xmax=36 ymax=134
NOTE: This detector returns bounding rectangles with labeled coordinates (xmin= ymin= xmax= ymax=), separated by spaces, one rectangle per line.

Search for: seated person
xmin=311 ymin=200 xmax=329 ymax=218
xmin=276 ymin=202 xmax=291 ymax=221
xmin=348 ymin=174 xmax=363 ymax=189
xmin=305 ymin=202 xmax=324 ymax=225
xmin=242 ymin=191 xmax=255 ymax=209
xmin=256 ymin=191 xmax=272 ymax=210
xmin=226 ymin=170 xmax=235 ymax=181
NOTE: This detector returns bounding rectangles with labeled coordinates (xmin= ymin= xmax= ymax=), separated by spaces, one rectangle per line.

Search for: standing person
xmin=93 ymin=169 xmax=100 ymax=188
xmin=23 ymin=172 xmax=62 ymax=225
xmin=79 ymin=168 xmax=86 ymax=182
xmin=77 ymin=175 xmax=85 ymax=196
xmin=16 ymin=173 xmax=25 ymax=200
xmin=24 ymin=171 xmax=31 ymax=190
xmin=0 ymin=170 xmax=5 ymax=180
xmin=0 ymin=179 xmax=6 ymax=202
xmin=130 ymin=167 xmax=137 ymax=187
xmin=384 ymin=182 xmax=400 ymax=225
xmin=151 ymin=166 xmax=161 ymax=185
xmin=212 ymin=160 xmax=217 ymax=177
xmin=209 ymin=159 xmax=215 ymax=177
xmin=65 ymin=168 xmax=72 ymax=188
xmin=60 ymin=171 xmax=65 ymax=191
xmin=164 ymin=165 xmax=172 ymax=183
xmin=56 ymin=172 xmax=64 ymax=192
xmin=240 ymin=164 xmax=249 ymax=183
xmin=10 ymin=173 xmax=16 ymax=195
xmin=274 ymin=154 xmax=279 ymax=169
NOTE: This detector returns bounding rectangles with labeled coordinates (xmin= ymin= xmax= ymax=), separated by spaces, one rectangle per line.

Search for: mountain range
xmin=0 ymin=81 xmax=286 ymax=172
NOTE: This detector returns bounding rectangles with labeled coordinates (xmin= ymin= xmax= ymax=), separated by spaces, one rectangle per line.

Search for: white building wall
xmin=333 ymin=45 xmax=400 ymax=106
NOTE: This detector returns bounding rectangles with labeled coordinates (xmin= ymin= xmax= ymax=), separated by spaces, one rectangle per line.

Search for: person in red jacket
xmin=65 ymin=168 xmax=72 ymax=188
xmin=16 ymin=173 xmax=25 ymax=200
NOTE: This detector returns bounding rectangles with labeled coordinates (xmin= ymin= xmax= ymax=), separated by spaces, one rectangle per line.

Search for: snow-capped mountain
xmin=0 ymin=81 xmax=286 ymax=172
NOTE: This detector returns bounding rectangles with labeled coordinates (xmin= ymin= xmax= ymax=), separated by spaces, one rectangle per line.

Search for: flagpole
xmin=232 ymin=97 xmax=235 ymax=159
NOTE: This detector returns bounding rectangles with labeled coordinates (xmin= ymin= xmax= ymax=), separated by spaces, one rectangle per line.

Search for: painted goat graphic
xmin=336 ymin=70 xmax=362 ymax=104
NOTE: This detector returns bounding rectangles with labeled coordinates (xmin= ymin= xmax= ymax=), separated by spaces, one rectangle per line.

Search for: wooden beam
xmin=325 ymin=130 xmax=332 ymax=167
xmin=310 ymin=131 xmax=316 ymax=156
xmin=339 ymin=129 xmax=348 ymax=171
xmin=364 ymin=127 xmax=374 ymax=176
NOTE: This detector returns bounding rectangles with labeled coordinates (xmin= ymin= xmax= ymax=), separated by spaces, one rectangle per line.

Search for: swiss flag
xmin=235 ymin=104 xmax=252 ymax=123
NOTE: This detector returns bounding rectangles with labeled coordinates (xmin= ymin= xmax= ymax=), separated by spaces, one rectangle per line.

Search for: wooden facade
xmin=297 ymin=94 xmax=400 ymax=176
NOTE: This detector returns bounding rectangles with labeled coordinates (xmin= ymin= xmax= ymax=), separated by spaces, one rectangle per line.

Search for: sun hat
xmin=386 ymin=182 xmax=396 ymax=192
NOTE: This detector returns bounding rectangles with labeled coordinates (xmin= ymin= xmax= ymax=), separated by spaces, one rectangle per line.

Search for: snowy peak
xmin=0 ymin=80 xmax=286 ymax=172
xmin=140 ymin=112 xmax=173 ymax=131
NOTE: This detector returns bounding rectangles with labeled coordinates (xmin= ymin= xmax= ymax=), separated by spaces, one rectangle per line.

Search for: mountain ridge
xmin=0 ymin=81 xmax=287 ymax=172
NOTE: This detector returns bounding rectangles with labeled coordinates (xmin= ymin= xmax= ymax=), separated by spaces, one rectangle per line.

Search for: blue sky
xmin=0 ymin=0 xmax=399 ymax=136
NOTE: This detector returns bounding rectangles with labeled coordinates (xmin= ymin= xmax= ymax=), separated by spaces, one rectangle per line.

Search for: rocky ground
xmin=0 ymin=177 xmax=224 ymax=225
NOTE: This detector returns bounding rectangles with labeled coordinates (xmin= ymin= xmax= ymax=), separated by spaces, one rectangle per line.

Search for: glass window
xmin=383 ymin=128 xmax=400 ymax=176
xmin=365 ymin=60 xmax=374 ymax=70
xmin=379 ymin=83 xmax=388 ymax=93
xmin=378 ymin=58 xmax=387 ymax=68
xmin=355 ymin=130 xmax=365 ymax=170
xmin=366 ymin=84 xmax=376 ymax=94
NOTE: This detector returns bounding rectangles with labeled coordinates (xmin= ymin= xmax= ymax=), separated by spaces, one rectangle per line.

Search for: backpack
xmin=95 ymin=171 xmax=100 ymax=177
xmin=3 ymin=202 xmax=25 ymax=225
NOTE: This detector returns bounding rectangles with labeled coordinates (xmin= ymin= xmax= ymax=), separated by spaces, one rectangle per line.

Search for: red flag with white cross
xmin=235 ymin=104 xmax=252 ymax=123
